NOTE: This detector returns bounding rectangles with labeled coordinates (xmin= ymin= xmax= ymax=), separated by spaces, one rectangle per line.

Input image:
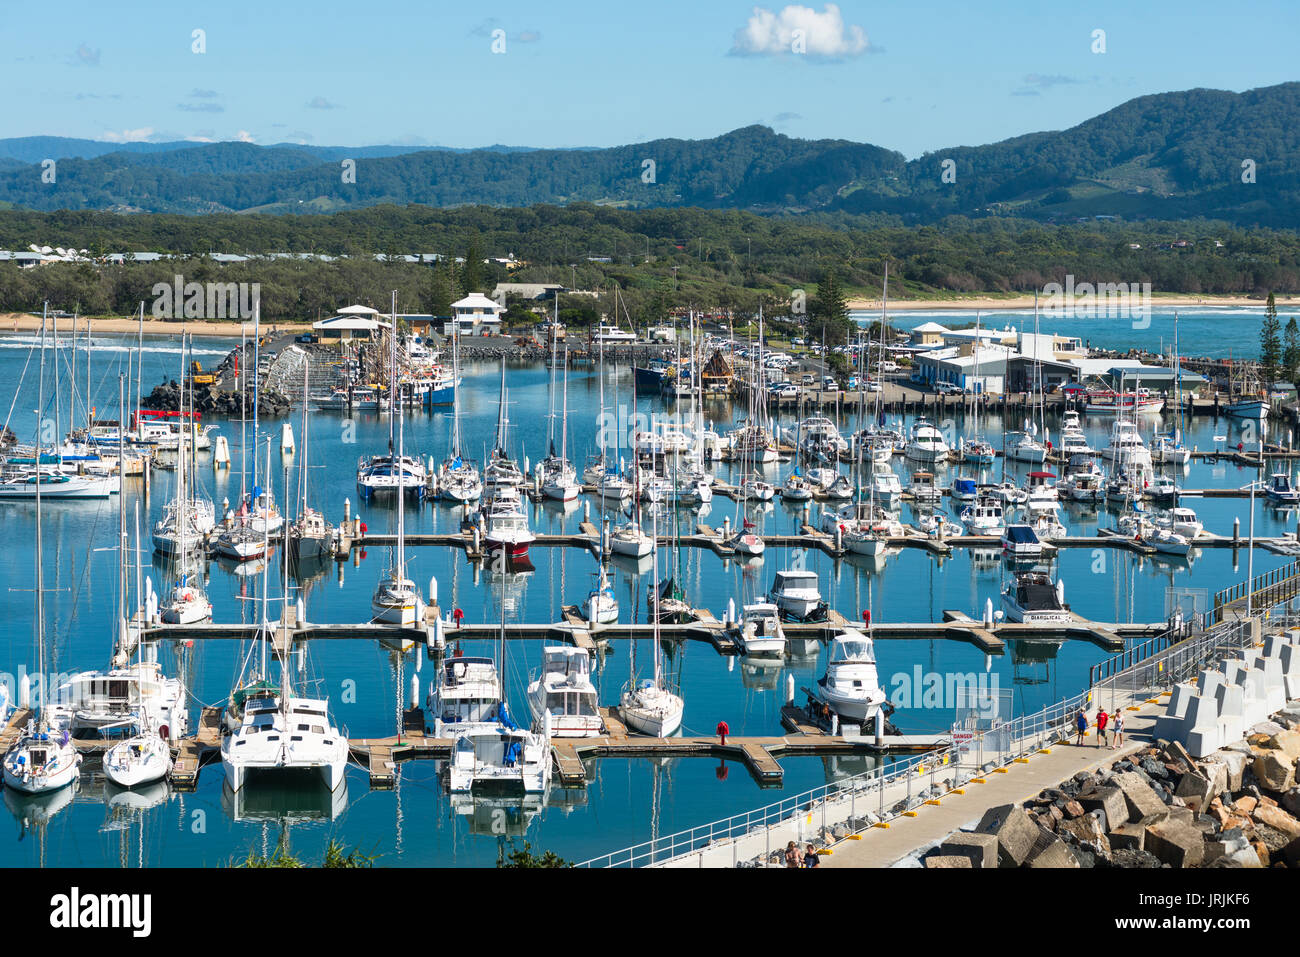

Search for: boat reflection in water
xmin=821 ymin=751 xmax=882 ymax=785
xmin=739 ymin=656 xmax=783 ymax=692
xmin=221 ymin=775 xmax=349 ymax=822
xmin=449 ymin=790 xmax=548 ymax=838
xmin=5 ymin=775 xmax=80 ymax=834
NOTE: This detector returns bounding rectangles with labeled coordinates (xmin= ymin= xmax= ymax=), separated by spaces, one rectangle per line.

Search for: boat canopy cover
xmin=1016 ymin=580 xmax=1063 ymax=611
xmin=954 ymin=478 xmax=977 ymax=494
xmin=1004 ymin=525 xmax=1040 ymax=544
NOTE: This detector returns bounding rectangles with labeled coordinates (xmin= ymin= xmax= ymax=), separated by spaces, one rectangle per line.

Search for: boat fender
xmin=158 ymin=725 xmax=169 ymax=741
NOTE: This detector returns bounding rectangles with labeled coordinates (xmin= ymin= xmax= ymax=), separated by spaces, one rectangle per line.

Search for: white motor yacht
xmin=526 ymin=647 xmax=603 ymax=738
xmin=812 ymin=631 xmax=887 ymax=724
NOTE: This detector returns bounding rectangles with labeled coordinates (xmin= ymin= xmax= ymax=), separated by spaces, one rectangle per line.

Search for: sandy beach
xmin=0 ymin=313 xmax=311 ymax=338
xmin=846 ymin=294 xmax=1300 ymax=312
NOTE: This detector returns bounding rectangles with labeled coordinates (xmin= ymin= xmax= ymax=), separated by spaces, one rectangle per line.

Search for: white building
xmin=313 ymin=304 xmax=391 ymax=342
xmin=446 ymin=293 xmax=503 ymax=337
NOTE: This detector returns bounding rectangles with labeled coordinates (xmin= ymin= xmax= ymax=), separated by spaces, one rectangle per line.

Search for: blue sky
xmin=5 ymin=0 xmax=1298 ymax=156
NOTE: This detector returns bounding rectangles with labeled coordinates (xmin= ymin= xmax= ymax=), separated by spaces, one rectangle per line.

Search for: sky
xmin=4 ymin=0 xmax=1298 ymax=157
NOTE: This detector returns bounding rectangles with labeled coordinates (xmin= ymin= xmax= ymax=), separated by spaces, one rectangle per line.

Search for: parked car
xmin=935 ymin=382 xmax=964 ymax=395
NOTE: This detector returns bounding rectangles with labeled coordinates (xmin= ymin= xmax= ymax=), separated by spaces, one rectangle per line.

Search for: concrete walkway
xmin=822 ymin=693 xmax=1167 ymax=867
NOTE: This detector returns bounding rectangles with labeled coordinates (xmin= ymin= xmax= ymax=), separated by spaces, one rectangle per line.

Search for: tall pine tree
xmin=1261 ymin=292 xmax=1282 ymax=385
xmin=462 ymin=238 xmax=483 ymax=294
xmin=811 ymin=266 xmax=849 ymax=343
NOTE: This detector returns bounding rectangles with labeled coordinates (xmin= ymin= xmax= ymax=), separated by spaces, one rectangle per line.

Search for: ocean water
xmin=850 ymin=305 xmax=1280 ymax=359
xmin=0 ymin=329 xmax=1291 ymax=868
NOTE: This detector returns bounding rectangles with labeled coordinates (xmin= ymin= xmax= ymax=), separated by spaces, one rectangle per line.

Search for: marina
xmin=3 ymin=306 xmax=1300 ymax=868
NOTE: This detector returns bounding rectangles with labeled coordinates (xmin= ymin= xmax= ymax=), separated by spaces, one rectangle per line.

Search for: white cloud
xmin=235 ymin=130 xmax=256 ymax=143
xmin=307 ymin=96 xmax=339 ymax=110
xmin=730 ymin=4 xmax=869 ymax=59
xmin=101 ymin=127 xmax=154 ymax=143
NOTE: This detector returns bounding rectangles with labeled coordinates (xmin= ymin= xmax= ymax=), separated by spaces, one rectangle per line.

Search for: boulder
xmin=1060 ymin=815 xmax=1112 ymax=860
xmin=1027 ymin=832 xmax=1081 ymax=868
xmin=1145 ymin=819 xmax=1206 ymax=868
xmin=1111 ymin=772 xmax=1169 ymax=823
xmin=1252 ymin=804 xmax=1300 ymax=839
xmin=1281 ymin=835 xmax=1300 ymax=867
xmin=1173 ymin=770 xmax=1216 ymax=812
xmin=974 ymin=804 xmax=1040 ymax=867
xmin=1251 ymin=752 xmax=1295 ymax=792
xmin=1234 ymin=795 xmax=1259 ymax=815
xmin=1063 ymin=800 xmax=1085 ymax=819
xmin=1077 ymin=786 xmax=1129 ymax=831
xmin=1108 ymin=821 xmax=1148 ymax=851
xmin=938 ymin=831 xmax=999 ymax=869
xmin=925 ymin=855 xmax=973 ymax=868
xmin=1269 ymin=731 xmax=1300 ymax=760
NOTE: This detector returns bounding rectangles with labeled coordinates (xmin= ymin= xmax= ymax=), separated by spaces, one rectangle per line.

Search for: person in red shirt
xmin=1095 ymin=708 xmax=1109 ymax=748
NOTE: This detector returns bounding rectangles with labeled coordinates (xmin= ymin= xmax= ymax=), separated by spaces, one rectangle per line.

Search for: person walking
xmin=784 ymin=841 xmax=801 ymax=868
xmin=1095 ymin=707 xmax=1109 ymax=748
xmin=803 ymin=843 xmax=821 ymax=868
xmin=1075 ymin=707 xmax=1088 ymax=746
xmin=1111 ymin=709 xmax=1124 ymax=749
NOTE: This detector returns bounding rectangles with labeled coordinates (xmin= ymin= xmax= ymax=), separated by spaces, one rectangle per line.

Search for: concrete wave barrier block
xmin=937 ymin=831 xmax=998 ymax=868
xmin=973 ymin=803 xmax=1039 ymax=867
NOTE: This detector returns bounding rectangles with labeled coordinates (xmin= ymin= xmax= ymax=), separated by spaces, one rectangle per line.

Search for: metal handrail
xmin=578 ymin=596 xmax=1299 ymax=868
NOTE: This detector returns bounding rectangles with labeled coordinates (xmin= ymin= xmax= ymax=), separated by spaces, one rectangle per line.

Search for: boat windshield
xmin=831 ymin=637 xmax=874 ymax=662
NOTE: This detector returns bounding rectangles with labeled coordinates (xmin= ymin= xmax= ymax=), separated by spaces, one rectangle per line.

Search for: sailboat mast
xmin=394 ymin=291 xmax=405 ymax=580
xmin=35 ymin=307 xmax=46 ymax=705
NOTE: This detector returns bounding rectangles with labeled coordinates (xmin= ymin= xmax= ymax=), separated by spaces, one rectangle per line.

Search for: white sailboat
xmin=438 ymin=327 xmax=483 ymax=503
xmin=372 ymin=295 xmax=428 ymax=631
xmin=620 ymin=508 xmax=684 ymax=736
xmin=3 ymin=313 xmax=81 ymax=795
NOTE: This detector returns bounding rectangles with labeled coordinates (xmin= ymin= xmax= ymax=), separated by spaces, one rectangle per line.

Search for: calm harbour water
xmin=0 ymin=314 xmax=1293 ymax=867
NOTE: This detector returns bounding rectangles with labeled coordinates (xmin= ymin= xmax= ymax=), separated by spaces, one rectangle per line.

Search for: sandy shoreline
xmin=847 ymin=295 xmax=1299 ymax=312
xmin=0 ymin=313 xmax=310 ymax=338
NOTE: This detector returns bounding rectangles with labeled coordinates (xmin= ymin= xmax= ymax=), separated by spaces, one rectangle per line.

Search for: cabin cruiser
xmin=222 ymin=691 xmax=348 ymax=793
xmin=481 ymin=494 xmax=535 ymax=561
xmin=951 ymin=476 xmax=978 ymax=503
xmin=1058 ymin=455 xmax=1105 ymax=502
xmin=213 ymin=522 xmax=266 ymax=562
xmin=770 ymin=568 xmax=822 ymax=620
xmin=1001 ymin=524 xmax=1043 ymax=558
xmin=427 ymin=656 xmax=502 ymax=737
xmin=526 ymin=647 xmax=603 ymax=738
xmin=871 ymin=460 xmax=903 ymax=507
xmin=1059 ymin=428 xmax=1094 ymax=457
xmin=732 ymin=602 xmax=786 ymax=657
xmin=49 ymin=661 xmax=188 ymax=741
xmin=1000 ymin=572 xmax=1071 ymax=625
xmin=904 ymin=418 xmax=949 ymax=464
xmin=1102 ymin=421 xmax=1153 ymax=470
xmin=1023 ymin=471 xmax=1059 ymax=514
xmin=1267 ymin=472 xmax=1300 ymax=505
xmin=1147 ymin=472 xmax=1179 ymax=503
xmin=961 ymin=497 xmax=1006 ymax=536
xmin=986 ymin=482 xmax=1028 ymax=508
xmin=1031 ymin=507 xmax=1068 ymax=540
xmin=1154 ymin=506 xmax=1203 ymax=539
xmin=813 ymin=631 xmax=887 ymax=723
xmin=0 ymin=465 xmax=117 ymax=500
xmin=356 ymin=453 xmax=427 ymax=499
xmin=909 ymin=470 xmax=941 ymax=503
xmin=1006 ymin=430 xmax=1048 ymax=465
xmin=798 ymin=416 xmax=848 ymax=464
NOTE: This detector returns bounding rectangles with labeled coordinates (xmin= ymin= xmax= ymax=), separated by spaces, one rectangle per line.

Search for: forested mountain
xmin=0 ymin=82 xmax=1297 ymax=224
